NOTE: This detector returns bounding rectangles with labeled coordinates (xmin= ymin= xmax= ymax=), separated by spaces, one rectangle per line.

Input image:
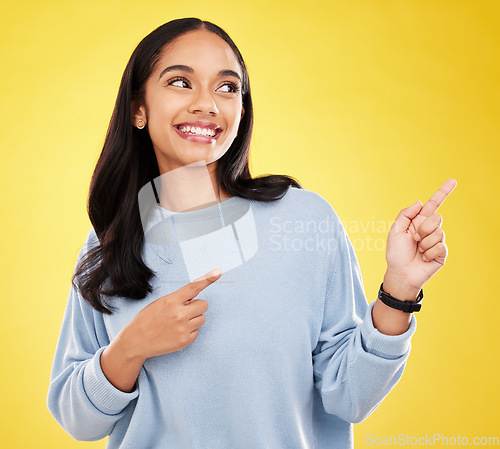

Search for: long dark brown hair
xmin=73 ymin=18 xmax=301 ymax=314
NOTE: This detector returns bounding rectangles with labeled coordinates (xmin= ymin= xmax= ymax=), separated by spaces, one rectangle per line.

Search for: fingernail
xmin=422 ymin=254 xmax=427 ymax=261
xmin=414 ymin=233 xmax=421 ymax=241
xmin=211 ymin=268 xmax=222 ymax=277
xmin=419 ymin=246 xmax=424 ymax=253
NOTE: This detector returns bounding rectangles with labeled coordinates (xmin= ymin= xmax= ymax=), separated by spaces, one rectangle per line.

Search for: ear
xmin=132 ymin=99 xmax=147 ymax=128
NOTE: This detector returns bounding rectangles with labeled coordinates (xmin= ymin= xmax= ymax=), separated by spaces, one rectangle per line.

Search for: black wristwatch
xmin=378 ymin=283 xmax=423 ymax=313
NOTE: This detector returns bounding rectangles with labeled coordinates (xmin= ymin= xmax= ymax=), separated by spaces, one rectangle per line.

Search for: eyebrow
xmin=159 ymin=65 xmax=241 ymax=82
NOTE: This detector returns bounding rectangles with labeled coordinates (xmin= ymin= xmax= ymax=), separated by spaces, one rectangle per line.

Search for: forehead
xmin=156 ymin=29 xmax=242 ymax=76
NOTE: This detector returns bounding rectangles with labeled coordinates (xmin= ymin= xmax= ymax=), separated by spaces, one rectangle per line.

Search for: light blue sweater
xmin=47 ymin=187 xmax=416 ymax=449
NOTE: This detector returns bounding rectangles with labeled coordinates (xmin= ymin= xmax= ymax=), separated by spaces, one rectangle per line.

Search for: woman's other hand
xmin=100 ymin=268 xmax=222 ymax=392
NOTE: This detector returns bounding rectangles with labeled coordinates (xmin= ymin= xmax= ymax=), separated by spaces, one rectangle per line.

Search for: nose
xmin=188 ymin=87 xmax=219 ymax=116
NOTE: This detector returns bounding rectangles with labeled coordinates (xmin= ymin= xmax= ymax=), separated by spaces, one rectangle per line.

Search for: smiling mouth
xmin=174 ymin=124 xmax=222 ymax=138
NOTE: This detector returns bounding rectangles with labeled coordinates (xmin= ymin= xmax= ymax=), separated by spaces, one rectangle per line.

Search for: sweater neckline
xmin=153 ymin=195 xmax=243 ymax=222
xmin=155 ymin=195 xmax=238 ymax=215
xmin=144 ymin=195 xmax=249 ymax=246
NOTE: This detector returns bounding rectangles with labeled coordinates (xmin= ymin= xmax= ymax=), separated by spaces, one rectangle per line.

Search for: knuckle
xmin=427 ymin=242 xmax=447 ymax=259
xmin=186 ymin=331 xmax=198 ymax=346
xmin=178 ymin=335 xmax=190 ymax=348
xmin=432 ymin=213 xmax=443 ymax=226
xmin=172 ymin=311 xmax=184 ymax=322
xmin=184 ymin=282 xmax=199 ymax=297
xmin=191 ymin=299 xmax=208 ymax=312
xmin=173 ymin=322 xmax=185 ymax=336
xmin=417 ymin=224 xmax=428 ymax=237
xmin=430 ymin=198 xmax=439 ymax=208
xmin=398 ymin=208 xmax=409 ymax=218
xmin=420 ymin=218 xmax=438 ymax=235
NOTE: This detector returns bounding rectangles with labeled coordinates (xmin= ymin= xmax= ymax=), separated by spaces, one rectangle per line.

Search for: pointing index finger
xmin=419 ymin=178 xmax=457 ymax=217
xmin=173 ymin=268 xmax=222 ymax=303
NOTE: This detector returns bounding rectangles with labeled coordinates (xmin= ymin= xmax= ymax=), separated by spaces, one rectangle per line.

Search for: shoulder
xmin=251 ymin=186 xmax=346 ymax=237
xmin=275 ymin=186 xmax=341 ymax=221
xmin=282 ymin=186 xmax=332 ymax=206
xmin=76 ymin=227 xmax=100 ymax=262
xmin=85 ymin=227 xmax=99 ymax=249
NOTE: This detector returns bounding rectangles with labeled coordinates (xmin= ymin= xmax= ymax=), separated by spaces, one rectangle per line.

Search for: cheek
xmin=222 ymin=103 xmax=243 ymax=134
xmin=146 ymin=93 xmax=184 ymax=123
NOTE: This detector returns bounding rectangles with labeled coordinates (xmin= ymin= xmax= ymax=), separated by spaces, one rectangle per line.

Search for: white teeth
xmin=178 ymin=125 xmax=217 ymax=137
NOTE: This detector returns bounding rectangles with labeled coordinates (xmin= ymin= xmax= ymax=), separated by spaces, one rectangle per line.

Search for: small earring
xmin=136 ymin=119 xmax=146 ymax=129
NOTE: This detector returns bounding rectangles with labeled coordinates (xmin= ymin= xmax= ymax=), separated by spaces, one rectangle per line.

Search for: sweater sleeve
xmin=47 ymin=228 xmax=139 ymax=441
xmin=312 ymin=209 xmax=416 ymax=424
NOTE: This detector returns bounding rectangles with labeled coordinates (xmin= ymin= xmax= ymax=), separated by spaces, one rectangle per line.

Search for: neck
xmin=157 ymin=162 xmax=231 ymax=212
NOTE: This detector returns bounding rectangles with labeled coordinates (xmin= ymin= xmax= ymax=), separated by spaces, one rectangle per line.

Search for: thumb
xmin=173 ymin=268 xmax=222 ymax=303
xmin=391 ymin=200 xmax=423 ymax=235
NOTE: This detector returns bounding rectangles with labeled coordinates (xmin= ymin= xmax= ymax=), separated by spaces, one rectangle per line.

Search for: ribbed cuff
xmin=359 ymin=301 xmax=417 ymax=359
xmin=83 ymin=347 xmax=139 ymax=415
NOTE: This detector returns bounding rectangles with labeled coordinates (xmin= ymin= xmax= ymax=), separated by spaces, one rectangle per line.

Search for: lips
xmin=174 ymin=121 xmax=222 ymax=143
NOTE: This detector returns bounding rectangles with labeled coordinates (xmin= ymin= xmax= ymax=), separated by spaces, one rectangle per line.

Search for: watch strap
xmin=378 ymin=283 xmax=423 ymax=313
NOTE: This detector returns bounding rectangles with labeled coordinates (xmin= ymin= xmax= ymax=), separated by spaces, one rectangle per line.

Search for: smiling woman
xmin=47 ymin=16 xmax=455 ymax=449
xmin=135 ymin=30 xmax=245 ymax=177
xmin=62 ymin=18 xmax=300 ymax=315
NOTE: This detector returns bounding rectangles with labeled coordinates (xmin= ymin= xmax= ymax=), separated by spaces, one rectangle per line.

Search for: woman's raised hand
xmin=372 ymin=179 xmax=456 ymax=335
xmin=101 ymin=268 xmax=222 ymax=392
xmin=383 ymin=178 xmax=457 ymax=298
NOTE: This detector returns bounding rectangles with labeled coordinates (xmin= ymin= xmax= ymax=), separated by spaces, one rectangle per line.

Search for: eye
xmin=217 ymin=82 xmax=240 ymax=94
xmin=167 ymin=77 xmax=190 ymax=88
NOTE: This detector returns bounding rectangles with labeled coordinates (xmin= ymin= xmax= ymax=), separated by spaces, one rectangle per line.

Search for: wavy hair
xmin=73 ymin=18 xmax=302 ymax=313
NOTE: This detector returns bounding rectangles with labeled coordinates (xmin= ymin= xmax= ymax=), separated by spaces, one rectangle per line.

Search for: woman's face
xmin=135 ymin=29 xmax=244 ymax=174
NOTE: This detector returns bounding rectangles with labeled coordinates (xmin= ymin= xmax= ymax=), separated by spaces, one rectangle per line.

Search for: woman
xmin=47 ymin=17 xmax=456 ymax=449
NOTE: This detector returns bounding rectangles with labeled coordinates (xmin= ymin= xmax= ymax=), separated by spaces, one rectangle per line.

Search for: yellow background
xmin=1 ymin=0 xmax=498 ymax=447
